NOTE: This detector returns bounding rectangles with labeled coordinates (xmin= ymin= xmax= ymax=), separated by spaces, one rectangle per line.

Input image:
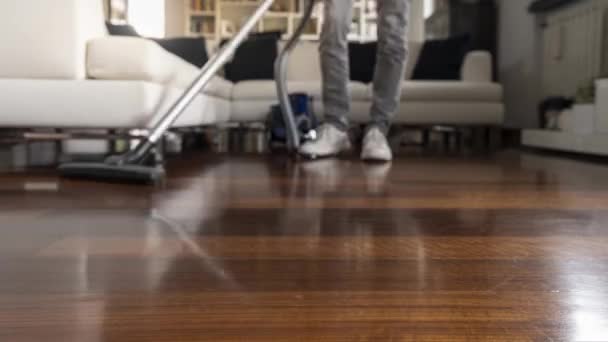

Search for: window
xmin=128 ymin=0 xmax=165 ymax=38
xmin=424 ymin=0 xmax=435 ymax=19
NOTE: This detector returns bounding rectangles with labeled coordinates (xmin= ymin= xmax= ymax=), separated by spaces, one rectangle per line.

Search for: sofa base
xmin=232 ymin=99 xmax=504 ymax=126
xmin=0 ymin=79 xmax=230 ymax=129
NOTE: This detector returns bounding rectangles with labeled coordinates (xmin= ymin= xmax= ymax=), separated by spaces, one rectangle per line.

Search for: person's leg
xmin=299 ymin=0 xmax=353 ymax=158
xmin=361 ymin=0 xmax=409 ymax=162
xmin=369 ymin=0 xmax=409 ymax=134
xmin=320 ymin=0 xmax=354 ymax=131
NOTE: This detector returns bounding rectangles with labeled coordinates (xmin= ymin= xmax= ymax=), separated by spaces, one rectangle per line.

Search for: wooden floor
xmin=2 ymin=150 xmax=608 ymax=341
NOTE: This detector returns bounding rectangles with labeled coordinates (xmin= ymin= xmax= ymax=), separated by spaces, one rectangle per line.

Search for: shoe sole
xmin=362 ymin=157 xmax=392 ymax=163
xmin=361 ymin=152 xmax=393 ymax=163
xmin=361 ymin=156 xmax=392 ymax=163
xmin=299 ymin=150 xmax=351 ymax=160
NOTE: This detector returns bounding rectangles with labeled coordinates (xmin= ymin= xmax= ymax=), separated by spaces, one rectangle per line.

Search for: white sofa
xmin=0 ymin=0 xmax=503 ymax=148
xmin=233 ymin=40 xmax=504 ymax=127
xmin=0 ymin=0 xmax=231 ymax=132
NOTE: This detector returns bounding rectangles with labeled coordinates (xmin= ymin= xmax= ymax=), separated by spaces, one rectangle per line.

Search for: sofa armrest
xmin=87 ymin=36 xmax=199 ymax=88
xmin=461 ymin=51 xmax=493 ymax=82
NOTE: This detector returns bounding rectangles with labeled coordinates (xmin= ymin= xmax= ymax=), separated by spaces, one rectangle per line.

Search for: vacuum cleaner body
xmin=268 ymin=93 xmax=318 ymax=148
xmin=59 ymin=0 xmax=315 ymax=184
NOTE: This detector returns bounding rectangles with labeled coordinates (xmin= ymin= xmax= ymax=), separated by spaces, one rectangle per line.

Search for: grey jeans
xmin=321 ymin=0 xmax=409 ymax=134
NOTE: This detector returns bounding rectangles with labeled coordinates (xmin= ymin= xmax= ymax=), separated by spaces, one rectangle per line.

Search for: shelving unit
xmin=184 ymin=0 xmax=379 ymax=44
xmin=185 ymin=0 xmax=218 ymax=39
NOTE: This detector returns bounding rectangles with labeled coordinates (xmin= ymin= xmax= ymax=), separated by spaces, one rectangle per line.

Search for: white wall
xmin=498 ymin=0 xmax=541 ymax=128
xmin=410 ymin=0 xmax=425 ymax=41
xmin=130 ymin=0 xmax=166 ymax=37
xmin=102 ymin=0 xmax=109 ymax=19
xmin=165 ymin=0 xmax=185 ymax=38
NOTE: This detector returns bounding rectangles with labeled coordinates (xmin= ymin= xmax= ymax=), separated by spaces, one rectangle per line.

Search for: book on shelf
xmin=190 ymin=0 xmax=215 ymax=12
xmin=190 ymin=18 xmax=215 ymax=35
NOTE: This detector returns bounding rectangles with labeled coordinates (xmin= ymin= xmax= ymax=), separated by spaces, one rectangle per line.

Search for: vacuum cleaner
xmin=59 ymin=0 xmax=314 ymax=184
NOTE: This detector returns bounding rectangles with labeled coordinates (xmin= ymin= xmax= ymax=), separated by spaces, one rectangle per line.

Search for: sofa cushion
xmin=393 ymin=102 xmax=504 ymax=125
xmin=232 ymin=80 xmax=370 ymax=101
xmin=349 ymin=42 xmax=377 ymax=83
xmin=340 ymin=101 xmax=503 ymax=125
xmin=223 ymin=32 xmax=281 ymax=82
xmin=152 ymin=37 xmax=209 ymax=68
xmin=105 ymin=22 xmax=210 ymax=69
xmin=400 ymin=81 xmax=503 ymax=102
xmin=412 ymin=35 xmax=471 ymax=80
xmin=204 ymin=76 xmax=233 ymax=100
xmin=461 ymin=51 xmax=493 ymax=82
xmin=87 ymin=37 xmax=232 ymax=99
xmin=282 ymin=41 xmax=425 ymax=82
xmin=88 ymin=37 xmax=197 ymax=85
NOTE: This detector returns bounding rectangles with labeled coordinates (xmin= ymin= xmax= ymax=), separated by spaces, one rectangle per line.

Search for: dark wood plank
xmin=1 ymin=151 xmax=608 ymax=341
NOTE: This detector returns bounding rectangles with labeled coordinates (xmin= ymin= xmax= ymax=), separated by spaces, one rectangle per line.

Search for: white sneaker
xmin=361 ymin=127 xmax=393 ymax=162
xmin=299 ymin=124 xmax=351 ymax=159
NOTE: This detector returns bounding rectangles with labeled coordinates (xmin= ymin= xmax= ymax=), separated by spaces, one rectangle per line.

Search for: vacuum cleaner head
xmin=58 ymin=162 xmax=165 ymax=185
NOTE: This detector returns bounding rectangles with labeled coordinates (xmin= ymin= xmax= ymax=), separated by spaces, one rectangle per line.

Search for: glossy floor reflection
xmin=1 ymin=151 xmax=608 ymax=341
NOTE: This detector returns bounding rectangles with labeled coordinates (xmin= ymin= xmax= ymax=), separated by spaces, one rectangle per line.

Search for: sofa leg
xmin=108 ymin=129 xmax=118 ymax=155
xmin=465 ymin=127 xmax=476 ymax=152
xmin=24 ymin=139 xmax=31 ymax=168
xmin=454 ymin=128 xmax=464 ymax=152
xmin=486 ymin=126 xmax=504 ymax=153
xmin=470 ymin=126 xmax=485 ymax=153
xmin=421 ymin=128 xmax=430 ymax=148
xmin=495 ymin=127 xmax=503 ymax=150
xmin=54 ymin=129 xmax=63 ymax=165
xmin=484 ymin=126 xmax=492 ymax=151
xmin=442 ymin=131 xmax=452 ymax=151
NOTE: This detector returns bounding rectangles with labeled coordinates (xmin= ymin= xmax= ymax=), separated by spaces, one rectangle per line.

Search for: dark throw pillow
xmin=222 ymin=31 xmax=282 ymax=83
xmin=348 ymin=42 xmax=377 ymax=84
xmin=412 ymin=35 xmax=471 ymax=81
xmin=152 ymin=38 xmax=209 ymax=68
xmin=105 ymin=22 xmax=141 ymax=37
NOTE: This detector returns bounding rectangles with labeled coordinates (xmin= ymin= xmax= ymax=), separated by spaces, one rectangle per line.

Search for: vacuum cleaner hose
xmin=275 ymin=0 xmax=316 ymax=152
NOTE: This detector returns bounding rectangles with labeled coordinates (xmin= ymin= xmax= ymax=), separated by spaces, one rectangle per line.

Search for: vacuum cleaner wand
xmin=59 ymin=0 xmax=314 ymax=184
xmin=118 ymin=0 xmax=279 ymax=165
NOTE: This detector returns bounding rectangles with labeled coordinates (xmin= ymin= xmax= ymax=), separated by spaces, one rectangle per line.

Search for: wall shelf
xmin=185 ymin=0 xmax=379 ymax=45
